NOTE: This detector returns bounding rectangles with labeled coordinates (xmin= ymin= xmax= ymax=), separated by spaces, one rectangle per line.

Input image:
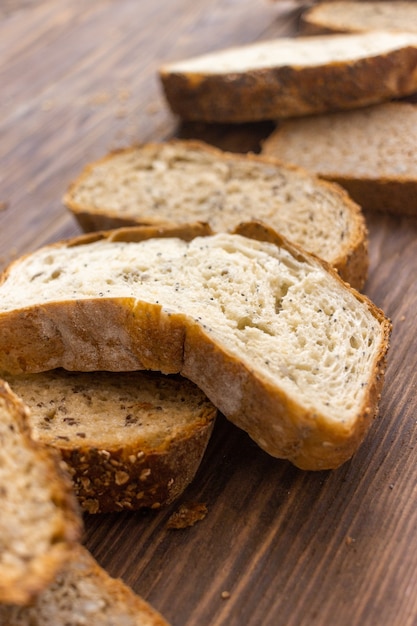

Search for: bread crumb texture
xmin=6 ymin=370 xmax=216 ymax=513
xmin=65 ymin=141 xmax=366 ymax=287
xmin=0 ymin=544 xmax=170 ymax=625
xmin=0 ymin=232 xmax=390 ymax=469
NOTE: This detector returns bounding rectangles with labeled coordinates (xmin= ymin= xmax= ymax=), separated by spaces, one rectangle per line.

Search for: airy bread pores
xmin=0 ymin=226 xmax=391 ymax=470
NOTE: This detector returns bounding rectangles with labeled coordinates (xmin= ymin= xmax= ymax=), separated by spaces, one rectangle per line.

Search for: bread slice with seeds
xmin=0 ymin=224 xmax=391 ymax=470
xmin=64 ymin=139 xmax=368 ymax=289
xmin=6 ymin=369 xmax=216 ymax=514
xmin=0 ymin=381 xmax=81 ymax=605
xmin=301 ymin=1 xmax=417 ymax=35
xmin=159 ymin=31 xmax=417 ymax=122
xmin=0 ymin=544 xmax=170 ymax=626
xmin=262 ymin=102 xmax=417 ymax=216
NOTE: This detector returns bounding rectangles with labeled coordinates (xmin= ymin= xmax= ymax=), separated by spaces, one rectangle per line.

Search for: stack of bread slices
xmin=8 ymin=3 xmax=417 ymax=619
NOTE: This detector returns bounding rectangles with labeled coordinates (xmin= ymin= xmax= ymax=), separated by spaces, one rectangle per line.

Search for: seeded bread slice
xmin=262 ymin=102 xmax=417 ymax=216
xmin=301 ymin=2 xmax=417 ymax=35
xmin=159 ymin=31 xmax=417 ymax=122
xmin=0 ymin=225 xmax=391 ymax=470
xmin=64 ymin=139 xmax=368 ymax=289
xmin=5 ymin=369 xmax=216 ymax=514
xmin=0 ymin=381 xmax=82 ymax=605
xmin=0 ymin=544 xmax=171 ymax=626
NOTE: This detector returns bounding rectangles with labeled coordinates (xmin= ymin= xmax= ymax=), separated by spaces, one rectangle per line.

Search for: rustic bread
xmin=262 ymin=102 xmax=417 ymax=216
xmin=301 ymin=2 xmax=417 ymax=35
xmin=158 ymin=31 xmax=417 ymax=122
xmin=0 ymin=544 xmax=171 ymax=626
xmin=0 ymin=225 xmax=391 ymax=470
xmin=64 ymin=140 xmax=368 ymax=290
xmin=5 ymin=369 xmax=216 ymax=514
xmin=0 ymin=380 xmax=82 ymax=606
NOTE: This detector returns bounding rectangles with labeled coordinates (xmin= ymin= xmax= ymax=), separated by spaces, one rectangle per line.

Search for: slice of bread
xmin=262 ymin=102 xmax=417 ymax=216
xmin=0 ymin=380 xmax=82 ymax=605
xmin=158 ymin=31 xmax=417 ymax=122
xmin=301 ymin=2 xmax=417 ymax=35
xmin=0 ymin=544 xmax=171 ymax=626
xmin=5 ymin=369 xmax=217 ymax=514
xmin=0 ymin=225 xmax=391 ymax=470
xmin=63 ymin=140 xmax=368 ymax=290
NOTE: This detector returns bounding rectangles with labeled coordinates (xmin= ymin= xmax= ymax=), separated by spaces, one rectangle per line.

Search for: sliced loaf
xmin=159 ymin=31 xmax=417 ymax=122
xmin=0 ymin=225 xmax=391 ymax=470
xmin=64 ymin=140 xmax=368 ymax=289
xmin=5 ymin=369 xmax=216 ymax=514
xmin=0 ymin=544 xmax=170 ymax=626
xmin=0 ymin=380 xmax=82 ymax=605
xmin=301 ymin=2 xmax=417 ymax=35
xmin=262 ymin=102 xmax=417 ymax=216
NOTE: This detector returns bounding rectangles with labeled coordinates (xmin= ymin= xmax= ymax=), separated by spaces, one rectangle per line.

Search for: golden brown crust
xmin=6 ymin=370 xmax=217 ymax=514
xmin=0 ymin=381 xmax=82 ymax=605
xmin=64 ymin=139 xmax=369 ymax=289
xmin=0 ymin=225 xmax=391 ymax=470
xmin=159 ymin=42 xmax=417 ymax=122
xmin=321 ymin=176 xmax=417 ymax=217
xmin=0 ymin=544 xmax=171 ymax=625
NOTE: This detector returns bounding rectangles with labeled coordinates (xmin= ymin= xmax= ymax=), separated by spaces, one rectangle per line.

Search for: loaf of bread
xmin=158 ymin=31 xmax=417 ymax=122
xmin=262 ymin=102 xmax=417 ymax=216
xmin=0 ymin=225 xmax=391 ymax=470
xmin=0 ymin=381 xmax=82 ymax=606
xmin=301 ymin=2 xmax=417 ymax=35
xmin=5 ymin=369 xmax=216 ymax=514
xmin=64 ymin=139 xmax=368 ymax=289
xmin=0 ymin=544 xmax=171 ymax=626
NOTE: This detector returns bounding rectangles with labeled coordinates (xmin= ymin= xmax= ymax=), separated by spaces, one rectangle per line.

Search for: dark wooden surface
xmin=1 ymin=1 xmax=417 ymax=625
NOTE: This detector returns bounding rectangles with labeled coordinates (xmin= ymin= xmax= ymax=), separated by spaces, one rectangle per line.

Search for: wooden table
xmin=1 ymin=1 xmax=417 ymax=625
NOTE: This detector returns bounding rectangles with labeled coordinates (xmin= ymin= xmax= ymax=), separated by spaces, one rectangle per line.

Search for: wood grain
xmin=1 ymin=1 xmax=417 ymax=625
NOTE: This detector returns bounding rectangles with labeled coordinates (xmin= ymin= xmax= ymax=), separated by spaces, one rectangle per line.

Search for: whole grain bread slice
xmin=262 ymin=102 xmax=417 ymax=216
xmin=0 ymin=544 xmax=171 ymax=626
xmin=0 ymin=381 xmax=82 ymax=606
xmin=64 ymin=139 xmax=368 ymax=289
xmin=301 ymin=2 xmax=417 ymax=35
xmin=158 ymin=31 xmax=417 ymax=122
xmin=5 ymin=369 xmax=216 ymax=514
xmin=0 ymin=224 xmax=391 ymax=470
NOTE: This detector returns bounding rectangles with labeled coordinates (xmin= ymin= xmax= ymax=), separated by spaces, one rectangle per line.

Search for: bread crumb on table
xmin=221 ymin=591 xmax=231 ymax=600
xmin=166 ymin=502 xmax=208 ymax=529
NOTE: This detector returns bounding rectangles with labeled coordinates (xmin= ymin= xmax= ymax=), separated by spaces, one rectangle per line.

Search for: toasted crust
xmin=63 ymin=139 xmax=369 ymax=289
xmin=0 ymin=381 xmax=82 ymax=605
xmin=0 ymin=544 xmax=171 ymax=626
xmin=0 ymin=225 xmax=391 ymax=470
xmin=6 ymin=370 xmax=217 ymax=514
xmin=159 ymin=33 xmax=417 ymax=122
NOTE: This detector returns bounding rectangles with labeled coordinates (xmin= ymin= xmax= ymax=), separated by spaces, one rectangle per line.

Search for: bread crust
xmin=0 ymin=381 xmax=82 ymax=605
xmin=64 ymin=139 xmax=369 ymax=289
xmin=261 ymin=103 xmax=417 ymax=216
xmin=0 ymin=225 xmax=391 ymax=470
xmin=159 ymin=36 xmax=417 ymax=122
xmin=6 ymin=370 xmax=217 ymax=514
xmin=0 ymin=544 xmax=171 ymax=625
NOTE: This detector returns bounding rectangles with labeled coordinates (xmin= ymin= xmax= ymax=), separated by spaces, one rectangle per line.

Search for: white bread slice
xmin=301 ymin=2 xmax=417 ymax=35
xmin=0 ymin=381 xmax=82 ymax=606
xmin=5 ymin=369 xmax=217 ymax=514
xmin=0 ymin=544 xmax=170 ymax=626
xmin=0 ymin=225 xmax=391 ymax=470
xmin=158 ymin=31 xmax=417 ymax=122
xmin=262 ymin=102 xmax=417 ymax=216
xmin=64 ymin=139 xmax=368 ymax=289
